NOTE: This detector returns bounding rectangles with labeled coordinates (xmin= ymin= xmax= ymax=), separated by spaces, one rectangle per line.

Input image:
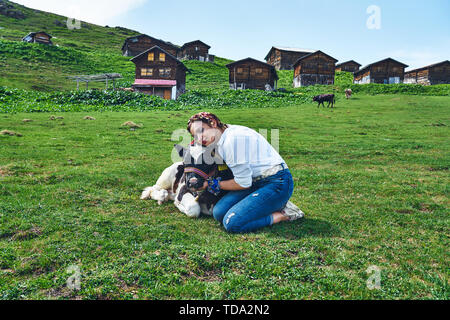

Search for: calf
xmin=173 ymin=143 xmax=233 ymax=216
xmin=313 ymin=94 xmax=335 ymax=108
xmin=141 ymin=143 xmax=233 ymax=218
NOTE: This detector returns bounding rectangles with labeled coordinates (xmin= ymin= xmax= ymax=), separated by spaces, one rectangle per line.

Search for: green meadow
xmin=0 ymin=0 xmax=449 ymax=300
xmin=1 ymin=94 xmax=448 ymax=299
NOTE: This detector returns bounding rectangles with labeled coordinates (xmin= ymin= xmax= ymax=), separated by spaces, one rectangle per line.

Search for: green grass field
xmin=1 ymin=94 xmax=448 ymax=299
xmin=0 ymin=0 xmax=448 ymax=300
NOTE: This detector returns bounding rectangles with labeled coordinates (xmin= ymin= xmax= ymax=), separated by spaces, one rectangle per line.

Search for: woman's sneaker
xmin=281 ymin=201 xmax=304 ymax=221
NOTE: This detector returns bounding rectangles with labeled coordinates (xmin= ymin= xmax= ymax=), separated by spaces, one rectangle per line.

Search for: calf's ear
xmin=174 ymin=144 xmax=187 ymax=158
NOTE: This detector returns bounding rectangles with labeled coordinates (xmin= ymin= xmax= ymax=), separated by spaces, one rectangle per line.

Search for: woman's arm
xmin=219 ymin=179 xmax=249 ymax=191
xmin=199 ymin=178 xmax=250 ymax=192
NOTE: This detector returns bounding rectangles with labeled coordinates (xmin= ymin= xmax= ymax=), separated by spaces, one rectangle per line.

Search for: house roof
xmin=336 ymin=60 xmax=361 ymax=68
xmin=23 ymin=31 xmax=52 ymax=40
xmin=226 ymin=57 xmax=279 ymax=80
xmin=122 ymin=34 xmax=179 ymax=51
xmin=405 ymin=60 xmax=450 ymax=74
xmin=133 ymin=79 xmax=177 ymax=86
xmin=130 ymin=45 xmax=187 ymax=71
xmin=354 ymin=58 xmax=409 ymax=76
xmin=264 ymin=46 xmax=316 ymax=61
xmin=180 ymin=40 xmax=211 ymax=50
xmin=292 ymin=50 xmax=339 ymax=67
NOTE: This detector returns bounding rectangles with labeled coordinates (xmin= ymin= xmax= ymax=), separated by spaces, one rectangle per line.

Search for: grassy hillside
xmin=0 ymin=0 xmax=141 ymax=90
xmin=0 ymin=38 xmax=136 ymax=90
xmin=0 ymin=0 xmax=235 ymax=91
xmin=0 ymin=0 xmax=140 ymax=54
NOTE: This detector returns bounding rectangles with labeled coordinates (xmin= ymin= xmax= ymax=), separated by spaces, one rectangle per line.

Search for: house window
xmin=148 ymin=52 xmax=154 ymax=61
xmin=237 ymin=68 xmax=244 ymax=74
xmin=389 ymin=77 xmax=400 ymax=84
xmin=159 ymin=68 xmax=171 ymax=77
xmin=159 ymin=53 xmax=166 ymax=61
xmin=141 ymin=68 xmax=153 ymax=76
xmin=255 ymin=68 xmax=263 ymax=74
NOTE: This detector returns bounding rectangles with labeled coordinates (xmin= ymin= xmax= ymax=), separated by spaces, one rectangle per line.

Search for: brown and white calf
xmin=345 ymin=89 xmax=352 ymax=99
xmin=140 ymin=144 xmax=232 ymax=218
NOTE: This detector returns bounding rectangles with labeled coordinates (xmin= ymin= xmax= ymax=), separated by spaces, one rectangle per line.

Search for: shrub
xmin=0 ymin=83 xmax=449 ymax=114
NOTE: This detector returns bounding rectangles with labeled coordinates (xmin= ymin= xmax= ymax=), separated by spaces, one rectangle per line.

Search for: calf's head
xmin=174 ymin=143 xmax=221 ymax=191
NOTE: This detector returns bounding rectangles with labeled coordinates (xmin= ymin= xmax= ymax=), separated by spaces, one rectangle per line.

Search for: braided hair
xmin=187 ymin=112 xmax=228 ymax=134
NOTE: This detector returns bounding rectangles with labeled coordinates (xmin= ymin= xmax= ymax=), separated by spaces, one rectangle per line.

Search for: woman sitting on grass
xmin=187 ymin=112 xmax=304 ymax=233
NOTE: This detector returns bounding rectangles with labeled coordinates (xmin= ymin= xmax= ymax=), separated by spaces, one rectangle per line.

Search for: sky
xmin=14 ymin=0 xmax=450 ymax=70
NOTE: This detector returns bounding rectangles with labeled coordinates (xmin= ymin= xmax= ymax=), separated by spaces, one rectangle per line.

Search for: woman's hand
xmin=195 ymin=180 xmax=208 ymax=192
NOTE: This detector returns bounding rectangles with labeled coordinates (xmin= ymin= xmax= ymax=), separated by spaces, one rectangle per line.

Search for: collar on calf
xmin=184 ymin=167 xmax=215 ymax=180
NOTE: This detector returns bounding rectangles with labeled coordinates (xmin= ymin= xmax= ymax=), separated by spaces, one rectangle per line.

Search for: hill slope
xmin=0 ymin=0 xmax=140 ymax=54
xmin=0 ymin=0 xmax=235 ymax=91
xmin=0 ymin=0 xmax=141 ymax=90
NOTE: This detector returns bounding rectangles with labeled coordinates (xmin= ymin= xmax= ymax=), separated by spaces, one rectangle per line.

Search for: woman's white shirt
xmin=216 ymin=125 xmax=285 ymax=188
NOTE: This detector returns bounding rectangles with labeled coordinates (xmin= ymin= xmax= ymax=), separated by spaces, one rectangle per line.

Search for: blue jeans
xmin=212 ymin=168 xmax=294 ymax=233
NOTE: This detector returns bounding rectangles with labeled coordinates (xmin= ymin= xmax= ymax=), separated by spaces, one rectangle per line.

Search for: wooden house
xmin=292 ymin=50 xmax=338 ymax=87
xmin=354 ymin=58 xmax=408 ymax=84
xmin=178 ymin=40 xmax=214 ymax=62
xmin=122 ymin=34 xmax=179 ymax=57
xmin=404 ymin=61 xmax=450 ymax=85
xmin=265 ymin=47 xmax=316 ymax=70
xmin=130 ymin=46 xmax=186 ymax=100
xmin=226 ymin=58 xmax=279 ymax=90
xmin=335 ymin=60 xmax=361 ymax=73
xmin=22 ymin=31 xmax=53 ymax=45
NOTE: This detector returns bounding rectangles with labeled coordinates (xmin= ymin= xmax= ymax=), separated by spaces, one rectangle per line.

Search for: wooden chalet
xmin=22 ymin=31 xmax=53 ymax=45
xmin=404 ymin=60 xmax=450 ymax=85
xmin=122 ymin=34 xmax=179 ymax=57
xmin=130 ymin=46 xmax=187 ymax=100
xmin=178 ymin=40 xmax=214 ymax=62
xmin=226 ymin=58 xmax=279 ymax=90
xmin=354 ymin=58 xmax=408 ymax=84
xmin=335 ymin=60 xmax=361 ymax=73
xmin=265 ymin=46 xmax=316 ymax=70
xmin=292 ymin=50 xmax=338 ymax=87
